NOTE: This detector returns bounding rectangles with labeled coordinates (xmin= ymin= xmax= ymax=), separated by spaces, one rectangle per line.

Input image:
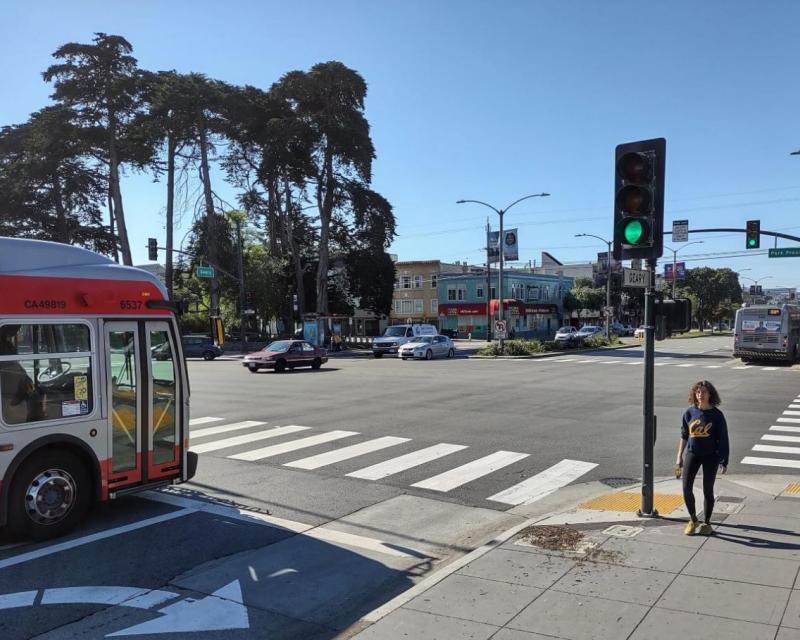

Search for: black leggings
xmin=682 ymin=450 xmax=718 ymax=522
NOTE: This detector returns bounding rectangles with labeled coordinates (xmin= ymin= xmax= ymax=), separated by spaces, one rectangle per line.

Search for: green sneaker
xmin=684 ymin=519 xmax=699 ymax=535
xmin=698 ymin=523 xmax=713 ymax=536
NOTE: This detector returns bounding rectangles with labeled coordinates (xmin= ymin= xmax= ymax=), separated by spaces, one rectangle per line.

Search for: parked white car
xmin=398 ymin=335 xmax=456 ymax=360
xmin=372 ymin=324 xmax=437 ymax=358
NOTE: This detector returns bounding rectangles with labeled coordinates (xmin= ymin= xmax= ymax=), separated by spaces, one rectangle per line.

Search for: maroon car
xmin=242 ymin=340 xmax=328 ymax=373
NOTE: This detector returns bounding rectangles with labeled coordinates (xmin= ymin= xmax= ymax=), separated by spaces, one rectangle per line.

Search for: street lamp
xmin=457 ymin=193 xmax=550 ymax=351
xmin=575 ymin=233 xmax=613 ymax=341
xmin=664 ymin=241 xmax=703 ymax=299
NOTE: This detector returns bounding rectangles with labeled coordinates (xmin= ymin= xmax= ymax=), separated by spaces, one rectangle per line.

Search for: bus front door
xmin=105 ymin=321 xmax=182 ymax=495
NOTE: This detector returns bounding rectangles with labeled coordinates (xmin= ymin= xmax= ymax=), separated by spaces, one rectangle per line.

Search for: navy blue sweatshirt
xmin=681 ymin=406 xmax=730 ymax=466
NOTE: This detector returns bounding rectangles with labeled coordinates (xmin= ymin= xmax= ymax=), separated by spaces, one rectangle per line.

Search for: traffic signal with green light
xmin=613 ymin=138 xmax=666 ymax=260
xmin=746 ymin=220 xmax=760 ymax=249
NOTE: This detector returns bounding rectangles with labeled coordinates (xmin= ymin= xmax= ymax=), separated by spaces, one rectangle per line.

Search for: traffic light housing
xmin=147 ymin=238 xmax=158 ymax=261
xmin=613 ymin=138 xmax=666 ymax=261
xmin=655 ymin=298 xmax=692 ymax=335
xmin=746 ymin=220 xmax=760 ymax=249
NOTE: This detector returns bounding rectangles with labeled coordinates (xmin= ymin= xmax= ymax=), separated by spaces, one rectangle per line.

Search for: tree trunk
xmin=283 ymin=178 xmax=305 ymax=318
xmin=165 ymin=133 xmax=176 ymax=298
xmin=267 ymin=175 xmax=279 ymax=257
xmin=108 ymin=116 xmax=132 ymax=265
xmin=108 ymin=187 xmax=118 ymax=263
xmin=315 ymin=145 xmax=334 ymax=313
xmin=198 ymin=113 xmax=219 ymax=316
xmin=52 ymin=172 xmax=69 ymax=244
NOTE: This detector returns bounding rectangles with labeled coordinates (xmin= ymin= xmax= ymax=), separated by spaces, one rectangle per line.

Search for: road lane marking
xmin=704 ymin=365 xmax=722 ymax=369
xmin=284 ymin=436 xmax=411 ymax=470
xmin=763 ymin=367 xmax=779 ymax=371
xmin=41 ymin=586 xmax=163 ymax=608
xmin=143 ymin=492 xmax=419 ymax=558
xmin=551 ymin=358 xmax=578 ymax=362
xmin=411 ymin=451 xmax=529 ymax=492
xmin=788 ymin=404 xmax=800 ymax=409
xmin=675 ymin=364 xmax=695 ymax=367
xmin=487 ymin=459 xmax=598 ymax=506
xmin=577 ymin=359 xmax=596 ymax=363
xmin=189 ymin=417 xmax=223 ymax=426
xmin=191 ymin=420 xmax=267 ymax=439
xmin=777 ymin=417 xmax=800 ymax=424
xmin=742 ymin=456 xmax=800 ymax=469
xmin=0 ymin=591 xmax=36 ymax=610
xmin=762 ymin=434 xmax=800 ymax=443
xmin=733 ymin=366 xmax=748 ymax=369
xmin=191 ymin=425 xmax=309 ymax=454
xmin=752 ymin=444 xmax=800 ymax=455
xmin=783 ymin=410 xmax=800 ymax=416
xmin=0 ymin=509 xmax=194 ymax=570
xmin=347 ymin=443 xmax=469 ymax=480
xmin=770 ymin=425 xmax=800 ymax=433
xmin=229 ymin=430 xmax=359 ymax=461
xmin=626 ymin=361 xmax=642 ymax=366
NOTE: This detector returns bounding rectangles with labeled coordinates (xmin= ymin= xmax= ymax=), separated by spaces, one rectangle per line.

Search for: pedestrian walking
xmin=676 ymin=380 xmax=729 ymax=535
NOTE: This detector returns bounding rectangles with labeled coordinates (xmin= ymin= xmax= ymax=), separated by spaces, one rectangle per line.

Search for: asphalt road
xmin=2 ymin=334 xmax=798 ymax=639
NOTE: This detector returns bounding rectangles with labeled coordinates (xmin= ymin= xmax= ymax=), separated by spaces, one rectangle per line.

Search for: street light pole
xmin=575 ymin=233 xmax=613 ymax=341
xmin=664 ymin=241 xmax=703 ymax=299
xmin=457 ymin=193 xmax=550 ymax=352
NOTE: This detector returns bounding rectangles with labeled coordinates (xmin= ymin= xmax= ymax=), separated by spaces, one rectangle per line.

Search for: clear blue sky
xmin=2 ymin=1 xmax=799 ymax=287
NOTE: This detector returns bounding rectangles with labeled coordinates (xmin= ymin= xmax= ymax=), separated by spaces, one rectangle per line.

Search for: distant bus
xmin=733 ymin=303 xmax=800 ymax=364
xmin=0 ymin=238 xmax=197 ymax=540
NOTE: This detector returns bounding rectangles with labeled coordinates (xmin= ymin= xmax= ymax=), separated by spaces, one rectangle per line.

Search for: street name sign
xmin=196 ymin=266 xmax=215 ymax=278
xmin=769 ymin=247 xmax=800 ymax=258
xmin=672 ymin=220 xmax=689 ymax=242
xmin=623 ymin=268 xmax=649 ymax=288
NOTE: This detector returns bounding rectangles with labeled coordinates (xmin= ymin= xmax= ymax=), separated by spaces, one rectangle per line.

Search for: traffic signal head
xmin=613 ymin=138 xmax=666 ymax=261
xmin=147 ymin=237 xmax=158 ymax=261
xmin=746 ymin=220 xmax=760 ymax=249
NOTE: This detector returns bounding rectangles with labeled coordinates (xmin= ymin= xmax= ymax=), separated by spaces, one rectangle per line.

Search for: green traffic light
xmin=747 ymin=238 xmax=756 ymax=247
xmin=622 ymin=219 xmax=645 ymax=245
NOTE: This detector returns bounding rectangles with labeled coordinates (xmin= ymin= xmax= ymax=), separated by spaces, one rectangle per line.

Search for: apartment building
xmin=390 ymin=260 xmax=469 ymax=327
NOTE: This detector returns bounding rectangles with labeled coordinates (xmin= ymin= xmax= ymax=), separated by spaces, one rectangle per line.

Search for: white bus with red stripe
xmin=0 ymin=238 xmax=196 ymax=540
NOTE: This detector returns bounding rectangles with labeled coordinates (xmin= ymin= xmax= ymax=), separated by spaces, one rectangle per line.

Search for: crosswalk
xmin=742 ymin=393 xmax=800 ymax=470
xmin=187 ymin=416 xmax=598 ymax=506
xmin=505 ymin=355 xmax=798 ymax=373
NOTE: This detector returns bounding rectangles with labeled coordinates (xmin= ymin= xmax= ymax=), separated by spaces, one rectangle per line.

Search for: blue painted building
xmin=437 ymin=271 xmax=574 ymax=340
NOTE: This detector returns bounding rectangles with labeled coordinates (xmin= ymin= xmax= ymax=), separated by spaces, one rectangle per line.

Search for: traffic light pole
xmin=639 ymin=257 xmax=658 ymax=517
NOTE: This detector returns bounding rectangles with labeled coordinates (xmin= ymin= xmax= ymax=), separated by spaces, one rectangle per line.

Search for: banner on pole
xmin=664 ymin=262 xmax=686 ymax=282
xmin=488 ymin=229 xmax=519 ymax=263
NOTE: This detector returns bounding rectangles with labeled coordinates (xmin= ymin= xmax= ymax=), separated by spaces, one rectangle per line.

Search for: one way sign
xmin=623 ymin=268 xmax=649 ymax=288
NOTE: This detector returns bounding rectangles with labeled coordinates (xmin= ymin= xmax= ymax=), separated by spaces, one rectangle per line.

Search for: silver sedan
xmin=398 ymin=335 xmax=456 ymax=360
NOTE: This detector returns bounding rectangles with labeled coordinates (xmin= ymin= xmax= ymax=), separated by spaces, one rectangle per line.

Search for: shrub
xmin=582 ymin=335 xmax=620 ymax=348
xmin=478 ymin=339 xmax=546 ymax=356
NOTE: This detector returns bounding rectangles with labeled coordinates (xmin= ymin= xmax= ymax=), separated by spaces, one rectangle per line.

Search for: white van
xmin=372 ymin=324 xmax=437 ymax=358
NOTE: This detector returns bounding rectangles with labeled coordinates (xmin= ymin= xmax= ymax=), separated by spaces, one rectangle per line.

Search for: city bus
xmin=0 ymin=238 xmax=197 ymax=540
xmin=733 ymin=303 xmax=800 ymax=364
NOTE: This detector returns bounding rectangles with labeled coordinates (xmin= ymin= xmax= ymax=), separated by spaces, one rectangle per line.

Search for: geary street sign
xmin=623 ymin=268 xmax=649 ymax=288
xmin=769 ymin=247 xmax=800 ymax=258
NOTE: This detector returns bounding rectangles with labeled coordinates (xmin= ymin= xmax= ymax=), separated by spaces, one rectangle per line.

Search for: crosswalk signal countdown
xmin=613 ymin=138 xmax=666 ymax=261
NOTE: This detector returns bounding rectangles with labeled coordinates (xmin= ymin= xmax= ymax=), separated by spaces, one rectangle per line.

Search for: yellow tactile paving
xmin=784 ymin=483 xmax=800 ymax=495
xmin=579 ymin=492 xmax=685 ymax=515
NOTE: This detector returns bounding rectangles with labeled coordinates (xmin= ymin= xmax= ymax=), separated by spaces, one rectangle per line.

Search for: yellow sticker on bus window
xmin=74 ymin=375 xmax=88 ymax=401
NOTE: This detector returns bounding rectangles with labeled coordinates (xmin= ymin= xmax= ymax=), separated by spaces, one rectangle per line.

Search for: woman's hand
xmin=720 ymin=465 xmax=728 ymax=475
xmin=676 ymin=456 xmax=683 ymax=467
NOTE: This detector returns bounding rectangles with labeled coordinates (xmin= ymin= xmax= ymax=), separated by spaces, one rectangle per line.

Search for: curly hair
xmin=688 ymin=380 xmax=721 ymax=407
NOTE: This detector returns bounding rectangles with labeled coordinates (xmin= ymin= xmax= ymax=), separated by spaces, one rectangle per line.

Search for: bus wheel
xmin=8 ymin=451 xmax=90 ymax=541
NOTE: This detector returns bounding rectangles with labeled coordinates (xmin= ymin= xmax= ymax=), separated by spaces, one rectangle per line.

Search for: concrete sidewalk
xmin=352 ymin=475 xmax=800 ymax=640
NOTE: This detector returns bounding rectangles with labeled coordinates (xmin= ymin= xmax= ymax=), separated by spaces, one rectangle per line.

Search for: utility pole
xmin=235 ymin=216 xmax=246 ymax=350
xmin=486 ymin=218 xmax=492 ymax=341
xmin=639 ymin=258 xmax=657 ymax=516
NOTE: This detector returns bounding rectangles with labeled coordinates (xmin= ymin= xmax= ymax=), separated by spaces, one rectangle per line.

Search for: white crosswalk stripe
xmin=742 ymin=456 xmax=800 ymax=469
xmin=191 ymin=425 xmax=309 ymax=454
xmin=229 ymin=430 xmax=359 ymax=461
xmin=411 ymin=451 xmax=529 ymax=492
xmin=770 ymin=425 xmax=800 ymax=433
xmin=783 ymin=410 xmax=800 ymax=416
xmin=189 ymin=416 xmax=223 ymax=426
xmin=191 ymin=420 xmax=266 ymax=439
xmin=762 ymin=434 xmax=800 ymax=443
xmin=487 ymin=459 xmax=597 ymax=506
xmin=777 ymin=417 xmax=800 ymax=424
xmin=347 ymin=444 xmax=468 ymax=480
xmin=284 ymin=436 xmax=411 ymax=470
xmin=752 ymin=444 xmax=800 ymax=455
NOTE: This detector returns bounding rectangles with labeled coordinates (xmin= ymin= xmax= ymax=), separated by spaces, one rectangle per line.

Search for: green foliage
xmin=563 ymin=282 xmax=606 ymax=313
xmin=674 ymin=267 xmax=743 ymax=328
xmin=581 ymin=335 xmax=618 ymax=348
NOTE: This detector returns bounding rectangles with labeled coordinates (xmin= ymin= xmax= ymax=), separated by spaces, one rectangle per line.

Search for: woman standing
xmin=676 ymin=380 xmax=730 ymax=535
